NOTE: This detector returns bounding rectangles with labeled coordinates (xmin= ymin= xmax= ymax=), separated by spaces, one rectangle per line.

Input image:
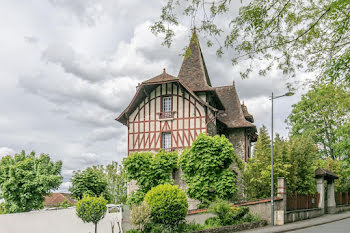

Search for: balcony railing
xmin=158 ymin=111 xmax=176 ymax=119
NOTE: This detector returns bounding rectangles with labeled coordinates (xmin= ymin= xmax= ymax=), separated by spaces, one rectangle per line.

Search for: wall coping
xmin=187 ymin=197 xmax=283 ymax=215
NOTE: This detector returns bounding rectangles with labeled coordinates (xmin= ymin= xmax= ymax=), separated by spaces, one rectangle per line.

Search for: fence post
xmin=276 ymin=177 xmax=286 ymax=225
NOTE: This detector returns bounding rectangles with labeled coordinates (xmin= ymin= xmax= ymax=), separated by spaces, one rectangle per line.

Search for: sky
xmin=0 ymin=0 xmax=311 ymax=192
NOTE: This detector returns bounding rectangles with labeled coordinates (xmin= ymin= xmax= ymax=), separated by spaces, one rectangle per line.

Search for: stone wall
xmin=227 ymin=128 xmax=246 ymax=161
xmin=191 ymin=221 xmax=267 ymax=233
xmin=285 ymin=208 xmax=323 ymax=223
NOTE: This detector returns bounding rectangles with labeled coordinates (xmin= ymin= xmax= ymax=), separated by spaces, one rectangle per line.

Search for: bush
xmin=143 ymin=222 xmax=203 ymax=233
xmin=130 ymin=202 xmax=151 ymax=231
xmin=0 ymin=202 xmax=6 ymax=214
xmin=127 ymin=190 xmax=146 ymax=207
xmin=206 ymin=200 xmax=251 ymax=226
xmin=76 ymin=195 xmax=108 ymax=233
xmin=145 ymin=184 xmax=188 ymax=227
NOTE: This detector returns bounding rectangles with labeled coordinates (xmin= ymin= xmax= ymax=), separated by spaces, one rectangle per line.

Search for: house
xmin=116 ymin=31 xmax=257 ymax=162
xmin=44 ymin=193 xmax=76 ymax=208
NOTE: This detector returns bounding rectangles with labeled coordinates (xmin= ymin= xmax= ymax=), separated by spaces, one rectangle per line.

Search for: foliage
xmin=244 ymin=126 xmax=273 ymax=199
xmin=123 ymin=150 xmax=178 ymax=204
xmin=244 ymin=127 xmax=318 ymax=198
xmin=143 ymin=222 xmax=203 ymax=233
xmin=317 ymin=158 xmax=350 ymax=193
xmin=69 ymin=167 xmax=112 ymax=202
xmin=55 ymin=200 xmax=75 ymax=208
xmin=0 ymin=203 xmax=6 ymax=214
xmin=152 ymin=0 xmax=350 ymax=85
xmin=127 ymin=190 xmax=146 ymax=207
xmin=144 ymin=184 xmax=188 ymax=227
xmin=76 ymin=195 xmax=107 ymax=233
xmin=93 ymin=161 xmax=127 ymax=204
xmin=206 ymin=200 xmax=257 ymax=227
xmin=286 ymin=136 xmax=318 ymax=194
xmin=0 ymin=150 xmax=62 ymax=213
xmin=130 ymin=202 xmax=152 ymax=231
xmin=288 ymin=83 xmax=350 ymax=160
xmin=180 ymin=133 xmax=241 ymax=204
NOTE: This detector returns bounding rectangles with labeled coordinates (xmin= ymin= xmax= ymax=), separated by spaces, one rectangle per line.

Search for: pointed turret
xmin=178 ymin=30 xmax=212 ymax=91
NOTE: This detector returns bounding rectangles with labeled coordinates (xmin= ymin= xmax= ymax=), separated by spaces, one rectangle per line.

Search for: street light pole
xmin=270 ymin=91 xmax=294 ymax=226
xmin=271 ymin=92 xmax=274 ymax=226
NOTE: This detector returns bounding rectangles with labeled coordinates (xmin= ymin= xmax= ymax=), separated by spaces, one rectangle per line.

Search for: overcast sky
xmin=0 ymin=0 xmax=311 ymax=192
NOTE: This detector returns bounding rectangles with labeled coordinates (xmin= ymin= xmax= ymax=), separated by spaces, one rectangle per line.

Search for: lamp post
xmin=270 ymin=91 xmax=294 ymax=226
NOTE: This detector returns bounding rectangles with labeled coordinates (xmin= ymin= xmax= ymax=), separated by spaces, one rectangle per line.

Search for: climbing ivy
xmin=123 ymin=150 xmax=178 ymax=205
xmin=179 ymin=133 xmax=242 ymax=205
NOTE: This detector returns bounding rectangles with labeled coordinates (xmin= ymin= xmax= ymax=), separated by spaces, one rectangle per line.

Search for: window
xmin=162 ymin=132 xmax=172 ymax=151
xmin=162 ymin=96 xmax=172 ymax=112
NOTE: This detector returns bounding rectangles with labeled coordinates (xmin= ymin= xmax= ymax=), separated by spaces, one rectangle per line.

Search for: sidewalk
xmin=240 ymin=211 xmax=350 ymax=233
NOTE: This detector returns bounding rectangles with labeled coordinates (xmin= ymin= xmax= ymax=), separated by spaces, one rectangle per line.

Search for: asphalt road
xmin=289 ymin=218 xmax=350 ymax=233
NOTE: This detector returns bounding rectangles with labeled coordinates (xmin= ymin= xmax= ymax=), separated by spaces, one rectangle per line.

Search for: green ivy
xmin=179 ymin=134 xmax=241 ymax=205
xmin=123 ymin=150 xmax=178 ymax=204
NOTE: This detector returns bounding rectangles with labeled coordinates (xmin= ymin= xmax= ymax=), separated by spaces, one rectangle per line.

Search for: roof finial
xmin=318 ymin=161 xmax=321 ymax=168
xmin=163 ymin=68 xmax=166 ymax=73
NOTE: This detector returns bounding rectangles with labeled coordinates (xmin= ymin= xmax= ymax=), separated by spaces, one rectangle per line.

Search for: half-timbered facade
xmin=116 ymin=31 xmax=257 ymax=162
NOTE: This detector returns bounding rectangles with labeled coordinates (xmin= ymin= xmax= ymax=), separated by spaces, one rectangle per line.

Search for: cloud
xmin=0 ymin=147 xmax=16 ymax=158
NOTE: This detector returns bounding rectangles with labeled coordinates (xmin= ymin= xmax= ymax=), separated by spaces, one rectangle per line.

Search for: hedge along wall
xmin=186 ymin=197 xmax=284 ymax=225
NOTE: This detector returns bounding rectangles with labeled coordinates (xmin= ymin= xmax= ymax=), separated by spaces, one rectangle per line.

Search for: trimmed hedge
xmin=145 ymin=184 xmax=188 ymax=226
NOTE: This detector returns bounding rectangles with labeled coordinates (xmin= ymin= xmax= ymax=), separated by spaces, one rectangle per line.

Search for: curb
xmin=276 ymin=215 xmax=350 ymax=233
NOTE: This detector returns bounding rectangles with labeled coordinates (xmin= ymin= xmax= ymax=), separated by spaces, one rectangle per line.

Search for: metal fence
xmin=335 ymin=192 xmax=350 ymax=206
xmin=287 ymin=192 xmax=320 ymax=211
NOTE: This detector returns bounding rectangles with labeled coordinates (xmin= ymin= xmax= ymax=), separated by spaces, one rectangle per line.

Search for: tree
xmin=0 ymin=150 xmax=62 ymax=213
xmin=179 ymin=133 xmax=241 ymax=204
xmin=92 ymin=162 xmax=127 ymax=204
xmin=244 ymin=126 xmax=273 ymax=199
xmin=244 ymin=127 xmax=318 ymax=199
xmin=288 ymin=83 xmax=350 ymax=160
xmin=76 ymin=195 xmax=107 ymax=233
xmin=286 ymin=135 xmax=318 ymax=194
xmin=69 ymin=167 xmax=112 ymax=202
xmin=151 ymin=0 xmax=350 ymax=84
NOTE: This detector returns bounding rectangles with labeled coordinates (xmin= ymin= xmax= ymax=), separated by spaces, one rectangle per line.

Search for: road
xmin=289 ymin=218 xmax=350 ymax=233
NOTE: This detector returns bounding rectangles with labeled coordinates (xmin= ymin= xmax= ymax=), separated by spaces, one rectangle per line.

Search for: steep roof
xmin=178 ymin=31 xmax=212 ymax=91
xmin=216 ymin=84 xmax=256 ymax=129
xmin=44 ymin=193 xmax=76 ymax=207
xmin=143 ymin=69 xmax=178 ymax=84
xmin=116 ymin=70 xmax=218 ymax=126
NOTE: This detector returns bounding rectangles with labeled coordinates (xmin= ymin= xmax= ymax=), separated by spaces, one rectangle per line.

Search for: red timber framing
xmin=127 ymin=82 xmax=208 ymax=154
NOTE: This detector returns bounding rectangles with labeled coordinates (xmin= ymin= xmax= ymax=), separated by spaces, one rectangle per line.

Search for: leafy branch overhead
xmin=151 ymin=0 xmax=350 ymax=84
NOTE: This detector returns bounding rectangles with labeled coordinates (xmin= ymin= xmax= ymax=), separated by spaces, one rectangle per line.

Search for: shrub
xmin=206 ymin=200 xmax=250 ymax=226
xmin=0 ymin=202 xmax=6 ymax=214
xmin=145 ymin=184 xmax=188 ymax=227
xmin=76 ymin=195 xmax=108 ymax=233
xmin=126 ymin=230 xmax=140 ymax=233
xmin=127 ymin=190 xmax=146 ymax=207
xmin=130 ymin=202 xmax=151 ymax=231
